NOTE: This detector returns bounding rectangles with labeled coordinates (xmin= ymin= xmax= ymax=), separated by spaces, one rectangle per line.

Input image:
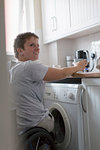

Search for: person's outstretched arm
xmin=43 ymin=59 xmax=87 ymax=81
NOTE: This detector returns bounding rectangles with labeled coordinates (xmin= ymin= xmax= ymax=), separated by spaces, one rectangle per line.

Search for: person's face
xmin=19 ymin=36 xmax=40 ymax=61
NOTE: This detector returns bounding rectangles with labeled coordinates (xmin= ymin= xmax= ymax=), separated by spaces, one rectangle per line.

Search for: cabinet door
xmin=85 ymin=0 xmax=100 ymax=26
xmin=69 ymin=0 xmax=88 ymax=31
xmin=84 ymin=86 xmax=100 ymax=150
xmin=41 ymin=0 xmax=56 ymax=43
xmin=56 ymin=0 xmax=70 ymax=38
xmin=41 ymin=0 xmax=70 ymax=43
xmin=70 ymin=0 xmax=100 ymax=32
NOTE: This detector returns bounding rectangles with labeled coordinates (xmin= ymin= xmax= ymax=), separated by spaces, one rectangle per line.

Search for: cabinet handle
xmin=53 ymin=16 xmax=57 ymax=31
xmin=51 ymin=16 xmax=57 ymax=32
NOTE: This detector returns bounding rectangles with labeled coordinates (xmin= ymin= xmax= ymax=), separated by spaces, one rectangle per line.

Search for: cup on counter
xmin=66 ymin=56 xmax=74 ymax=67
xmin=96 ymin=57 xmax=100 ymax=71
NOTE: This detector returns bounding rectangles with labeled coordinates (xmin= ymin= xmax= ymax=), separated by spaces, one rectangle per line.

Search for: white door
xmin=41 ymin=0 xmax=56 ymax=43
xmin=83 ymin=83 xmax=100 ymax=150
xmin=85 ymin=0 xmax=100 ymax=26
xmin=56 ymin=0 xmax=70 ymax=38
xmin=69 ymin=0 xmax=88 ymax=30
xmin=70 ymin=0 xmax=100 ymax=32
xmin=41 ymin=0 xmax=70 ymax=43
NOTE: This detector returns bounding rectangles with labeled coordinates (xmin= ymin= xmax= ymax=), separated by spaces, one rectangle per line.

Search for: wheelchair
xmin=17 ymin=126 xmax=56 ymax=150
xmin=11 ymin=110 xmax=56 ymax=150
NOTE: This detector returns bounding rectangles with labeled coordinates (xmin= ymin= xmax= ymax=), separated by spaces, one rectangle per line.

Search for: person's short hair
xmin=14 ymin=32 xmax=39 ymax=58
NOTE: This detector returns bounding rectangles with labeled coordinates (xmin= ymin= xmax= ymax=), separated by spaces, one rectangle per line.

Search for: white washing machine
xmin=43 ymin=83 xmax=85 ymax=150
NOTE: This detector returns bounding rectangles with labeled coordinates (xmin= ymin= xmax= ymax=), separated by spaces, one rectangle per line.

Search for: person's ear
xmin=17 ymin=48 xmax=24 ymax=56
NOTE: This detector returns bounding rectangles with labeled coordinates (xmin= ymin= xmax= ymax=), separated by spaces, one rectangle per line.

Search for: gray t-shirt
xmin=9 ymin=60 xmax=49 ymax=132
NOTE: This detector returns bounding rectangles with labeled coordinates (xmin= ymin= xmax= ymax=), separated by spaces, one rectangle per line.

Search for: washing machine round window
xmin=49 ymin=103 xmax=71 ymax=150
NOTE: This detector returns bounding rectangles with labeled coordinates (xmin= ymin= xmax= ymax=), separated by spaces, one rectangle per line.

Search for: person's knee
xmin=37 ymin=114 xmax=54 ymax=132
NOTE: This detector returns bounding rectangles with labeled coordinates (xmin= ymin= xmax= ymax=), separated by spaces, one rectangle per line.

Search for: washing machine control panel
xmin=44 ymin=84 xmax=82 ymax=104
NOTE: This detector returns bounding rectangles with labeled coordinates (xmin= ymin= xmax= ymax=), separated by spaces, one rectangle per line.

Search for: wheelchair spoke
xmin=36 ymin=137 xmax=40 ymax=150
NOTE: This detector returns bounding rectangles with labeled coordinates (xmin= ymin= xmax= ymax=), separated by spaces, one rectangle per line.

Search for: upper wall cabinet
xmin=55 ymin=0 xmax=70 ymax=38
xmin=41 ymin=0 xmax=56 ymax=43
xmin=70 ymin=0 xmax=100 ymax=32
xmin=41 ymin=0 xmax=100 ymax=44
xmin=41 ymin=0 xmax=70 ymax=43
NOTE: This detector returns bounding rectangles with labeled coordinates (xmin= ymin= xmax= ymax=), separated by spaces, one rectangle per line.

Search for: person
xmin=9 ymin=32 xmax=87 ymax=135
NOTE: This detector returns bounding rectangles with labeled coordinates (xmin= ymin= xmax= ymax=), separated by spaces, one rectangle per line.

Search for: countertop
xmin=48 ymin=72 xmax=100 ymax=84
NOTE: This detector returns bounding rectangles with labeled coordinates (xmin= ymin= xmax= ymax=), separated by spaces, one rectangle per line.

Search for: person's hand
xmin=75 ymin=59 xmax=87 ymax=72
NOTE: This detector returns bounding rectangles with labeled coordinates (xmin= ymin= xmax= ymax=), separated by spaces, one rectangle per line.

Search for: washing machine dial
xmin=68 ymin=92 xmax=75 ymax=100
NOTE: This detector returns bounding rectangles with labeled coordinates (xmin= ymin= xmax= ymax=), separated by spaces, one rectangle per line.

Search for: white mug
xmin=96 ymin=57 xmax=100 ymax=70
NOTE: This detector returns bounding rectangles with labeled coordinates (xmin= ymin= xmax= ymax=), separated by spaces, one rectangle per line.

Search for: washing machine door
xmin=49 ymin=103 xmax=71 ymax=150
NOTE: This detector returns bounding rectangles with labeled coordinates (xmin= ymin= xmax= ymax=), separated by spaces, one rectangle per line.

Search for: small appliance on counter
xmin=74 ymin=49 xmax=95 ymax=72
xmin=96 ymin=57 xmax=100 ymax=71
xmin=66 ymin=55 xmax=74 ymax=67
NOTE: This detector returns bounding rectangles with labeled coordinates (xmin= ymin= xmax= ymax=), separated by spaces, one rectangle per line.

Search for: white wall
xmin=48 ymin=42 xmax=58 ymax=66
xmin=72 ymin=32 xmax=100 ymax=55
xmin=57 ymin=39 xmax=74 ymax=67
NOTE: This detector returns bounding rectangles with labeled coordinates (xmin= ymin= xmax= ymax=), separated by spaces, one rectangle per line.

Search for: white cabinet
xmin=55 ymin=0 xmax=70 ymax=38
xmin=82 ymin=78 xmax=100 ymax=150
xmin=69 ymin=0 xmax=87 ymax=30
xmin=41 ymin=0 xmax=56 ymax=42
xmin=70 ymin=0 xmax=100 ymax=32
xmin=41 ymin=0 xmax=70 ymax=43
xmin=41 ymin=0 xmax=100 ymax=43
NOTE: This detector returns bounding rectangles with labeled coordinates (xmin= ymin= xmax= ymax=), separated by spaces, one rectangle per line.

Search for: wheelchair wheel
xmin=26 ymin=131 xmax=56 ymax=150
xmin=18 ymin=127 xmax=56 ymax=150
